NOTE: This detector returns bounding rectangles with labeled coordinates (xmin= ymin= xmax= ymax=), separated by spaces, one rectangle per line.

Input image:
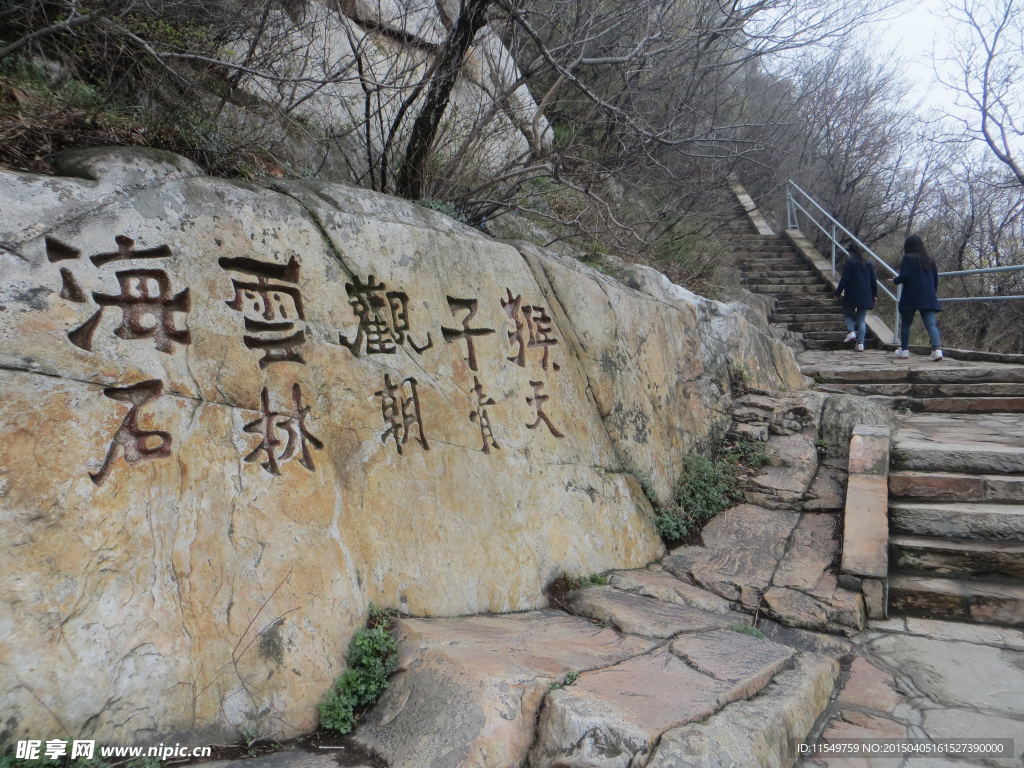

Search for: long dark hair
xmin=847 ymin=242 xmax=865 ymax=264
xmin=904 ymin=234 xmax=936 ymax=271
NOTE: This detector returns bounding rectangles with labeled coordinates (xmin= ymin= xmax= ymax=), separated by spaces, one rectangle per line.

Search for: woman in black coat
xmin=834 ymin=243 xmax=877 ymax=351
xmin=892 ymin=234 xmax=943 ymax=361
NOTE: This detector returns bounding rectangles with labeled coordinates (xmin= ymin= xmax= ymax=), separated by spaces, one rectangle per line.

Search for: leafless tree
xmin=939 ymin=0 xmax=1024 ymax=186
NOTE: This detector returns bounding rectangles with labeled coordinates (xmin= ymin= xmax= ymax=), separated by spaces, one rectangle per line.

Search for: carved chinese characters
xmin=44 ymin=232 xmax=570 ymax=482
xmin=502 ymin=289 xmax=564 ymax=438
xmin=470 ymin=377 xmax=499 ymax=454
xmin=243 ymin=385 xmax=323 ymax=475
xmin=47 ymin=235 xmax=187 ymax=485
xmin=222 ymin=256 xmax=322 ymax=477
xmin=375 ymin=375 xmax=429 ymax=454
xmin=47 ymin=235 xmax=191 ymax=354
xmin=89 ymin=379 xmax=172 ymax=486
xmin=339 ymin=275 xmax=432 ymax=356
xmin=441 ymin=296 xmax=495 ymax=371
xmin=502 ymin=289 xmax=560 ymax=371
xmin=220 ymin=255 xmax=307 ymax=367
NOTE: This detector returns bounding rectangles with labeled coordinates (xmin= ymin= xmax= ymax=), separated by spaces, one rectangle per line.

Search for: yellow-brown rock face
xmin=0 ymin=147 xmax=802 ymax=745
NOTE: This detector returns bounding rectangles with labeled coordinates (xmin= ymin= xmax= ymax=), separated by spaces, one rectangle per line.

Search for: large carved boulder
xmin=0 ymin=147 xmax=802 ymax=745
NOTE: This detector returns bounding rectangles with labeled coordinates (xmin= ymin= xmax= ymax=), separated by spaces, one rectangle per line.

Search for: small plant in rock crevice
xmin=814 ymin=437 xmax=831 ymax=459
xmin=318 ymin=604 xmax=399 ymax=735
xmin=645 ymin=437 xmax=768 ymax=547
xmin=548 ymin=669 xmax=580 ymax=691
xmin=728 ymin=622 xmax=766 ymax=639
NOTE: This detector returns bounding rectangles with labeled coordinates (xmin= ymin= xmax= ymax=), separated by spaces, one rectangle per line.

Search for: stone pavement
xmin=355 ymin=581 xmax=840 ymax=768
xmin=801 ymin=617 xmax=1024 ymax=768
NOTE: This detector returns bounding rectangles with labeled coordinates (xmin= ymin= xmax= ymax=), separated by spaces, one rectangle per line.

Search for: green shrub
xmin=729 ymin=623 xmax=766 ymax=639
xmin=654 ymin=506 xmax=694 ymax=543
xmin=647 ymin=444 xmax=770 ymax=546
xmin=722 ymin=438 xmax=768 ymax=469
xmin=319 ymin=614 xmax=399 ymax=734
xmin=676 ymin=454 xmax=737 ymax=524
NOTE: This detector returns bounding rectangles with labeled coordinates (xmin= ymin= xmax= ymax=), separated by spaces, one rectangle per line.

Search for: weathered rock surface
xmin=0 ymin=149 xmax=803 ymax=744
xmin=648 ymin=654 xmax=839 ymax=768
xmin=664 ymin=504 xmax=799 ymax=608
xmin=530 ymin=633 xmax=798 ymax=768
xmin=200 ymin=752 xmax=369 ymax=768
xmin=819 ymin=393 xmax=893 ymax=456
xmin=864 ymin=633 xmax=1024 ymax=715
xmin=802 ymin=461 xmax=847 ymax=513
xmin=767 ymin=513 xmax=865 ymax=633
xmin=746 ymin=433 xmax=819 ymax=507
xmin=566 ymin=586 xmax=734 ymax=637
xmin=607 ymin=568 xmax=735 ymax=615
xmin=664 ymin=506 xmax=863 ymax=633
xmin=805 ymin=616 xmax=1024 ymax=768
xmin=355 ymin=612 xmax=655 ymax=768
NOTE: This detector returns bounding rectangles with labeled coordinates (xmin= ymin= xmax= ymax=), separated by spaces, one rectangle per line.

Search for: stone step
xmin=891 ymin=534 xmax=1024 ymax=579
xmin=895 ymin=396 xmax=1024 ymax=413
xmin=749 ymin=284 xmax=832 ymax=294
xmin=814 ymin=365 xmax=1024 ymax=385
xmin=918 ymin=396 xmax=1024 ymax=412
xmin=819 ymin=382 xmax=1024 ymax=397
xmin=890 ymin=501 xmax=1024 ymax=540
xmin=742 ymin=259 xmax=807 ymax=269
xmin=800 ymin=330 xmax=874 ymax=340
xmin=740 ymin=260 xmax=811 ymax=269
xmin=890 ymin=471 xmax=1024 ymax=503
xmin=893 ymin=441 xmax=1024 ymax=475
xmin=742 ymin=269 xmax=817 ymax=279
xmin=741 ymin=274 xmax=822 ymax=285
xmin=739 ymin=263 xmax=814 ymax=272
xmin=773 ymin=299 xmax=842 ymax=310
xmin=888 ymin=574 xmax=1024 ymax=627
xmin=787 ymin=323 xmax=852 ymax=334
xmin=802 ymin=339 xmax=857 ymax=351
xmin=771 ymin=313 xmax=846 ymax=323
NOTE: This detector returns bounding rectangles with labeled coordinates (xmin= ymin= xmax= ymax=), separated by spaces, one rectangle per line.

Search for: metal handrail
xmin=785 ymin=180 xmax=1024 ymax=344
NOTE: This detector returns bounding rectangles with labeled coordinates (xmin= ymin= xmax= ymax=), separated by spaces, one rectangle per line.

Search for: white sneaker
xmin=855 ymin=343 xmax=864 ymax=351
xmin=895 ymin=349 xmax=910 ymax=359
xmin=929 ymin=349 xmax=943 ymax=361
xmin=844 ymin=332 xmax=857 ymax=343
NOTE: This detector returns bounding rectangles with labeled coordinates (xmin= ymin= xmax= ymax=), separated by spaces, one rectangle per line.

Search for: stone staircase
xmin=800 ymin=351 xmax=1024 ymax=627
xmin=734 ymin=233 xmax=879 ymax=351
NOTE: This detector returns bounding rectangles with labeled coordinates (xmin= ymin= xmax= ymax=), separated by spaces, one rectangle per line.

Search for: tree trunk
xmin=395 ymin=0 xmax=491 ymax=200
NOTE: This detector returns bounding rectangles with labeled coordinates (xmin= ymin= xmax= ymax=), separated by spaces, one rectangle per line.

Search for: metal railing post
xmin=831 ymin=223 xmax=837 ymax=275
xmin=786 ymin=186 xmax=796 ymax=230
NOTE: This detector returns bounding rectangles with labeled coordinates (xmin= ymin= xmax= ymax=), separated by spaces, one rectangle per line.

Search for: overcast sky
xmin=869 ymin=0 xmax=960 ymax=118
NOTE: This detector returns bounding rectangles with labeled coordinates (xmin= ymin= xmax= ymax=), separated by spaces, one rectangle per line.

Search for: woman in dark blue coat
xmin=834 ymin=243 xmax=877 ymax=351
xmin=892 ymin=234 xmax=942 ymax=361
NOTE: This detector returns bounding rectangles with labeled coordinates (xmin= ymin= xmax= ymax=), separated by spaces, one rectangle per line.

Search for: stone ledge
xmin=728 ymin=176 xmax=774 ymax=236
xmin=841 ymin=425 xmax=893 ymax=601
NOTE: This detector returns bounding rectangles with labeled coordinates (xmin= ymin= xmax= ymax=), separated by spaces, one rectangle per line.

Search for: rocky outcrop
xmin=356 ymin=571 xmax=839 ymax=768
xmin=0 ymin=147 xmax=802 ymax=745
xmin=663 ymin=386 xmax=866 ymax=635
xmin=228 ymin=0 xmax=548 ymax=183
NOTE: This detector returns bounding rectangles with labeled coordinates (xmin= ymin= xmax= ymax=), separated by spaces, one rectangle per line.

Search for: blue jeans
xmin=843 ymin=306 xmax=868 ymax=344
xmin=900 ymin=309 xmax=941 ymax=350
